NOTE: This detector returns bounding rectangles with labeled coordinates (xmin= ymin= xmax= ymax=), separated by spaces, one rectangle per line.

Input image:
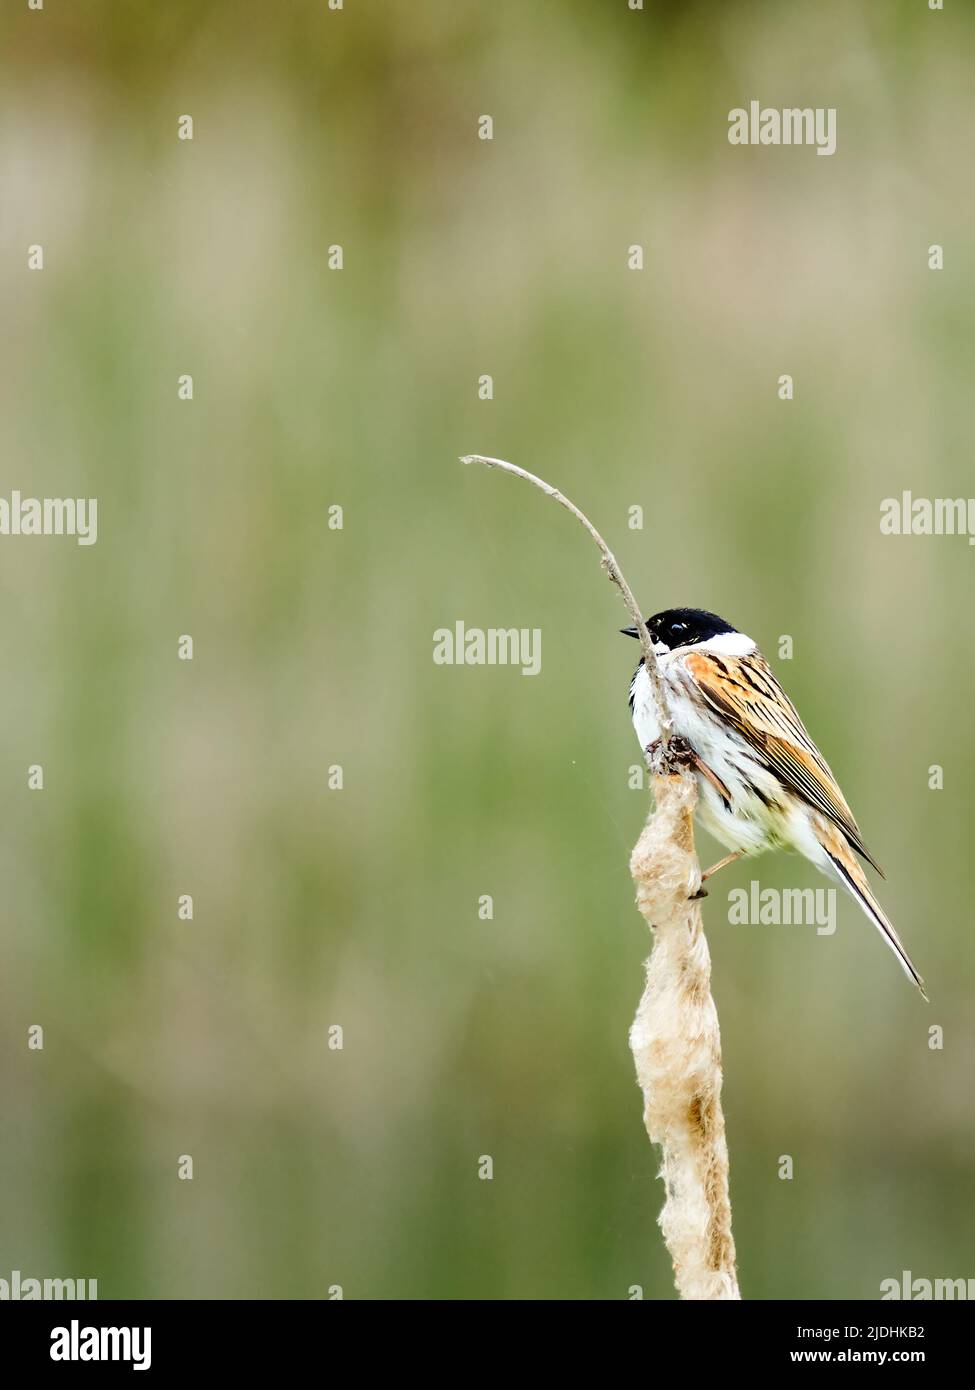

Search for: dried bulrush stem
xmin=629 ymin=777 xmax=740 ymax=1299
xmin=461 ymin=454 xmax=740 ymax=1300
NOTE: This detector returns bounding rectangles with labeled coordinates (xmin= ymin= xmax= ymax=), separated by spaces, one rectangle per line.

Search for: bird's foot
xmin=701 ymin=850 xmax=744 ymax=882
xmin=644 ymin=734 xmax=696 ymax=777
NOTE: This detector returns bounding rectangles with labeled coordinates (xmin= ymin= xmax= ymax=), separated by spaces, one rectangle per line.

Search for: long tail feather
xmin=821 ymin=840 xmax=927 ymax=999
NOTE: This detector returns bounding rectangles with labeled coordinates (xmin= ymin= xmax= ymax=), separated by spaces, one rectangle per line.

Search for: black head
xmin=620 ymin=607 xmax=737 ymax=652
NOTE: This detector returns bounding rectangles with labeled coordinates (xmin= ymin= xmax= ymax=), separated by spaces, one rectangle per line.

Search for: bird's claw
xmin=644 ymin=734 xmax=696 ymax=776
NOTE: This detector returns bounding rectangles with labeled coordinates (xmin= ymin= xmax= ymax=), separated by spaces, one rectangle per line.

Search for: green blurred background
xmin=1 ymin=0 xmax=972 ymax=1300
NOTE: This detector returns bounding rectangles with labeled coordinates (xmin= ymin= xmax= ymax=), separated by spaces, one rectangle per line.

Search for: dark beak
xmin=620 ymin=625 xmax=640 ymax=639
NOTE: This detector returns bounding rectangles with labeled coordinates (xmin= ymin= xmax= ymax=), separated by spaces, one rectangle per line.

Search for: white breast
xmin=629 ymin=639 xmax=785 ymax=857
xmin=629 ymin=661 xmax=665 ymax=752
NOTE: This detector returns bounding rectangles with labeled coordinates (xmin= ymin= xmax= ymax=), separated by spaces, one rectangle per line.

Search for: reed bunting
xmin=622 ymin=607 xmax=926 ymax=997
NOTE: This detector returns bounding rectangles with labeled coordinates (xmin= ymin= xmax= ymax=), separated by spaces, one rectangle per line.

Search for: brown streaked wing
xmin=682 ymin=648 xmax=884 ymax=876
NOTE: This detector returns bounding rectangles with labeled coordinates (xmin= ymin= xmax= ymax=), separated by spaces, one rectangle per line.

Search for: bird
xmin=621 ymin=606 xmax=926 ymax=998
